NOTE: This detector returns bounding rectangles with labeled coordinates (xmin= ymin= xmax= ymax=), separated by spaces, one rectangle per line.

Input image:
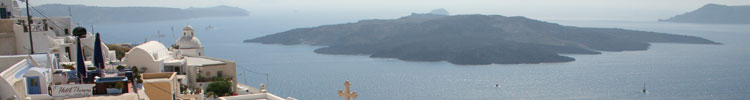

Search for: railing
xmin=1 ymin=59 xmax=27 ymax=78
xmin=22 ymin=24 xmax=48 ymax=32
xmin=196 ymin=76 xmax=233 ymax=82
xmin=196 ymin=77 xmax=213 ymax=82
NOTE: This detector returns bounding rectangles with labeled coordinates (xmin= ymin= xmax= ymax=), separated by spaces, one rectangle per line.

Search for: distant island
xmin=659 ymin=3 xmax=750 ymax=24
xmin=429 ymin=8 xmax=450 ymax=15
xmin=246 ymin=14 xmax=720 ymax=65
xmin=27 ymin=4 xmax=249 ymax=24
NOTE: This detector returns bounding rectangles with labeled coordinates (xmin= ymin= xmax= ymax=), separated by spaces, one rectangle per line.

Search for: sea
xmin=93 ymin=15 xmax=750 ymax=100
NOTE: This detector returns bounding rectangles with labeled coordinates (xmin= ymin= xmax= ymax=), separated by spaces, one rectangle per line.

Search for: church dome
xmin=183 ymin=25 xmax=194 ymax=31
xmin=176 ymin=25 xmax=202 ymax=49
xmin=176 ymin=36 xmax=202 ymax=49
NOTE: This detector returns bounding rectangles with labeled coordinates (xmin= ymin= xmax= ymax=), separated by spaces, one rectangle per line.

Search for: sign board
xmin=51 ymin=84 xmax=94 ymax=97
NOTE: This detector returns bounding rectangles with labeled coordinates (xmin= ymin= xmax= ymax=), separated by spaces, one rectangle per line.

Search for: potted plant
xmin=131 ymin=67 xmax=143 ymax=83
xmin=87 ymin=67 xmax=97 ymax=70
xmin=116 ymin=65 xmax=126 ymax=71
xmin=206 ymin=77 xmax=232 ymax=97
xmin=62 ymin=64 xmax=75 ymax=70
xmin=107 ymin=82 xmax=124 ymax=94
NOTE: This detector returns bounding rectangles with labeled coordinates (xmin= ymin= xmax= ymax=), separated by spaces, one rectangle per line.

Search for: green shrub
xmin=62 ymin=64 xmax=75 ymax=70
xmin=117 ymin=65 xmax=125 ymax=70
xmin=205 ymin=77 xmax=232 ymax=97
xmin=114 ymin=82 xmax=124 ymax=89
xmin=131 ymin=67 xmax=143 ymax=83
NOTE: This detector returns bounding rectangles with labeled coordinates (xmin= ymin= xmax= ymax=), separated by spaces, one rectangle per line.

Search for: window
xmin=26 ymin=76 xmax=42 ymax=94
xmin=164 ymin=66 xmax=172 ymax=72
xmin=217 ymin=71 xmax=223 ymax=77
xmin=175 ymin=66 xmax=182 ymax=74
xmin=29 ymin=78 xmax=39 ymax=86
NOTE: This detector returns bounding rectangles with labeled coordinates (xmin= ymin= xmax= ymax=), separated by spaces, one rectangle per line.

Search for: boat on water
xmin=206 ymin=24 xmax=215 ymax=30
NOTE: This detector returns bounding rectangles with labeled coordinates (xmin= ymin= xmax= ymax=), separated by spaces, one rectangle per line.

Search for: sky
xmin=24 ymin=0 xmax=750 ymax=21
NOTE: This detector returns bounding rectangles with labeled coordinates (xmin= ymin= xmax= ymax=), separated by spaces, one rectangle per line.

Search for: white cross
xmin=338 ymin=80 xmax=358 ymax=100
xmin=152 ymin=30 xmax=165 ymax=42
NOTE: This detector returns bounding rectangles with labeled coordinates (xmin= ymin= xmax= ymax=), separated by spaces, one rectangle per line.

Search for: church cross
xmin=152 ymin=30 xmax=165 ymax=42
xmin=338 ymin=80 xmax=358 ymax=100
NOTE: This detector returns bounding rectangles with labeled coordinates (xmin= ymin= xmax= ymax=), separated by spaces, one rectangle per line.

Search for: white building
xmin=123 ymin=40 xmax=242 ymax=93
xmin=185 ymin=56 xmax=237 ymax=92
xmin=0 ymin=0 xmax=22 ymax=18
xmin=122 ymin=41 xmax=185 ymax=73
xmin=0 ymin=54 xmax=59 ymax=100
xmin=0 ymin=0 xmax=117 ymax=63
xmin=175 ymin=25 xmax=204 ymax=57
xmin=0 ymin=55 xmax=29 ymax=100
xmin=0 ymin=1 xmax=123 ymax=99
xmin=122 ymin=25 xmax=272 ymax=97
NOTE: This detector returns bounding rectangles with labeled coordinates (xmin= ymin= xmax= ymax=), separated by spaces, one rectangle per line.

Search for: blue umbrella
xmin=75 ymin=37 xmax=86 ymax=82
xmin=93 ymin=33 xmax=105 ymax=70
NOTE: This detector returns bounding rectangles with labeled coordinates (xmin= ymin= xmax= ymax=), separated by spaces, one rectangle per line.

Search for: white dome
xmin=176 ymin=25 xmax=202 ymax=49
xmin=125 ymin=41 xmax=172 ymax=62
xmin=183 ymin=25 xmax=194 ymax=31
xmin=176 ymin=36 xmax=202 ymax=49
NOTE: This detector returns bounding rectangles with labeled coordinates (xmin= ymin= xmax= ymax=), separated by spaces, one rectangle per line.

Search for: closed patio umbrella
xmin=93 ymin=33 xmax=105 ymax=70
xmin=76 ymin=37 xmax=86 ymax=83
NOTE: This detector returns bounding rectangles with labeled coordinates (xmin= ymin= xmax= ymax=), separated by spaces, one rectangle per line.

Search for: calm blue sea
xmin=94 ymin=15 xmax=750 ymax=100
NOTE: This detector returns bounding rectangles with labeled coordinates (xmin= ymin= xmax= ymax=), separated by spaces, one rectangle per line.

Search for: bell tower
xmin=175 ymin=25 xmax=204 ymax=56
xmin=182 ymin=25 xmax=194 ymax=37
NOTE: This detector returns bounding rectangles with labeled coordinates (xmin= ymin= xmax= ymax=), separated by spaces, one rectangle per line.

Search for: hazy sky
xmin=26 ymin=0 xmax=750 ymax=21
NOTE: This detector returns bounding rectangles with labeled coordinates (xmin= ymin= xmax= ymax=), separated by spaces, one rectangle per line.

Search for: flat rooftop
xmin=143 ymin=78 xmax=171 ymax=83
xmin=0 ymin=56 xmax=26 ymax=72
xmin=142 ymin=72 xmax=176 ymax=83
xmin=142 ymin=72 xmax=176 ymax=79
xmin=185 ymin=56 xmax=227 ymax=67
